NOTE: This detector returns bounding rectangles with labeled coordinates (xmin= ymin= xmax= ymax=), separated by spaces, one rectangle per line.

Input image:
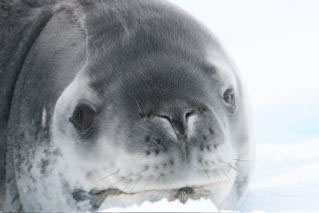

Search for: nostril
xmin=153 ymin=113 xmax=171 ymax=121
xmin=185 ymin=110 xmax=195 ymax=121
xmin=198 ymin=105 xmax=208 ymax=114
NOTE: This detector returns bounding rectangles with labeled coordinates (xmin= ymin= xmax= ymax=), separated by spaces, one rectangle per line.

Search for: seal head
xmin=3 ymin=0 xmax=252 ymax=211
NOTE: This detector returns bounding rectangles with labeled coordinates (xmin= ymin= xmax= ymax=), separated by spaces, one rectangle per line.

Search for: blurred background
xmin=169 ymin=0 xmax=319 ymax=211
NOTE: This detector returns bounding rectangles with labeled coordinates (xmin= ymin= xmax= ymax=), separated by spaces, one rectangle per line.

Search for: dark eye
xmin=223 ymin=88 xmax=236 ymax=111
xmin=69 ymin=104 xmax=96 ymax=133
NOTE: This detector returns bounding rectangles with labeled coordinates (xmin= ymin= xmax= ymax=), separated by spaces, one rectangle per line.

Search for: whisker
xmin=136 ymin=167 xmax=149 ymax=175
xmin=219 ymin=160 xmax=241 ymax=174
xmin=135 ymin=98 xmax=145 ymax=117
xmin=135 ymin=123 xmax=167 ymax=151
xmin=221 ymin=169 xmax=231 ymax=182
xmin=135 ymin=123 xmax=152 ymax=133
xmin=100 ymin=169 xmax=120 ymax=180
xmin=126 ymin=175 xmax=143 ymax=193
xmin=216 ymin=171 xmax=224 ymax=182
xmin=150 ymin=138 xmax=166 ymax=151
xmin=117 ymin=168 xmax=149 ymax=193
xmin=204 ymin=170 xmax=211 ymax=181
xmin=228 ymin=165 xmax=241 ymax=173
xmin=226 ymin=170 xmax=234 ymax=180
xmin=233 ymin=158 xmax=254 ymax=162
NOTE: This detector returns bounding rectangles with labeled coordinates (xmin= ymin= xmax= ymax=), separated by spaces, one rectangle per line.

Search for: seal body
xmin=0 ymin=0 xmax=253 ymax=211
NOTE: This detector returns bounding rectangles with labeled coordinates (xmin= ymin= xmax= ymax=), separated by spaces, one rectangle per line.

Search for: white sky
xmin=170 ymin=0 xmax=319 ymax=143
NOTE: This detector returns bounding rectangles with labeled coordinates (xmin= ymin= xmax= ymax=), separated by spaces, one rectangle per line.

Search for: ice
xmin=105 ymin=198 xmax=218 ymax=212
xmin=239 ymin=139 xmax=319 ymax=211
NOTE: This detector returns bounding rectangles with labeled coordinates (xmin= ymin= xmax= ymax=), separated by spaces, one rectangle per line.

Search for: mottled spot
xmin=155 ymin=149 xmax=160 ymax=155
xmin=144 ymin=165 xmax=150 ymax=170
xmin=169 ymin=159 xmax=174 ymax=166
xmin=11 ymin=193 xmax=19 ymax=203
xmin=145 ymin=135 xmax=150 ymax=142
xmin=27 ymin=164 xmax=33 ymax=172
xmin=200 ymin=144 xmax=204 ymax=151
xmin=199 ymin=106 xmax=207 ymax=113
xmin=52 ymin=148 xmax=63 ymax=157
xmin=40 ymin=159 xmax=50 ymax=175
xmin=72 ymin=189 xmax=89 ymax=201
xmin=86 ymin=171 xmax=93 ymax=178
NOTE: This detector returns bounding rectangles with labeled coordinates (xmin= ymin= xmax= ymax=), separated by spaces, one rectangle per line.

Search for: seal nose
xmin=152 ymin=107 xmax=196 ymax=140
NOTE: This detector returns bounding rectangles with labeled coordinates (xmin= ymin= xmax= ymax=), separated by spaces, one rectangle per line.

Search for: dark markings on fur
xmin=234 ymin=174 xmax=249 ymax=200
xmin=0 ymin=0 xmax=54 ymax=207
xmin=39 ymin=158 xmax=50 ymax=175
xmin=72 ymin=188 xmax=122 ymax=210
xmin=11 ymin=193 xmax=20 ymax=204
xmin=175 ymin=187 xmax=194 ymax=203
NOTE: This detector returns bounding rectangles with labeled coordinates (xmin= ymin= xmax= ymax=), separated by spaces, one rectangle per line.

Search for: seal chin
xmin=73 ymin=179 xmax=232 ymax=210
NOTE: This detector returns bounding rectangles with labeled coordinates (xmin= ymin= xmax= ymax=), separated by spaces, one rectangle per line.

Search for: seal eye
xmin=69 ymin=104 xmax=96 ymax=133
xmin=223 ymin=88 xmax=236 ymax=112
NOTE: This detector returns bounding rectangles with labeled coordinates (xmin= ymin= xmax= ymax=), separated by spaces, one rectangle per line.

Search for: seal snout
xmin=150 ymin=106 xmax=196 ymax=141
xmin=143 ymin=100 xmax=213 ymax=143
xmin=135 ymin=98 xmax=221 ymax=162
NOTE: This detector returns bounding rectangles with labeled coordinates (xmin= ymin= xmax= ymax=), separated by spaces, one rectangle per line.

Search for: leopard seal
xmin=0 ymin=0 xmax=253 ymax=211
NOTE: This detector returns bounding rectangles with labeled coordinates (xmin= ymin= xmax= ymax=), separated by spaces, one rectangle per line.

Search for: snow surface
xmin=106 ymin=198 xmax=218 ymax=212
xmin=239 ymin=139 xmax=319 ymax=211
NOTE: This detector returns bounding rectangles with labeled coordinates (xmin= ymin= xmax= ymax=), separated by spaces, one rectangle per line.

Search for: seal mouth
xmin=72 ymin=180 xmax=229 ymax=210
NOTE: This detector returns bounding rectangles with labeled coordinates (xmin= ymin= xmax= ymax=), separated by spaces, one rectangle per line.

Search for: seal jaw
xmin=72 ymin=179 xmax=233 ymax=210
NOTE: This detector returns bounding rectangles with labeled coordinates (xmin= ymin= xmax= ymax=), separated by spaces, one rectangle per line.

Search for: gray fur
xmin=0 ymin=0 xmax=253 ymax=211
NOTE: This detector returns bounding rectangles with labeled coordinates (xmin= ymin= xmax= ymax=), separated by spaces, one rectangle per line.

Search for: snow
xmin=106 ymin=198 xmax=218 ymax=212
xmin=239 ymin=139 xmax=319 ymax=211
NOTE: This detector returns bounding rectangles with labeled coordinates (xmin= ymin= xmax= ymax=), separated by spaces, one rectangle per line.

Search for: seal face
xmin=1 ymin=0 xmax=253 ymax=211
